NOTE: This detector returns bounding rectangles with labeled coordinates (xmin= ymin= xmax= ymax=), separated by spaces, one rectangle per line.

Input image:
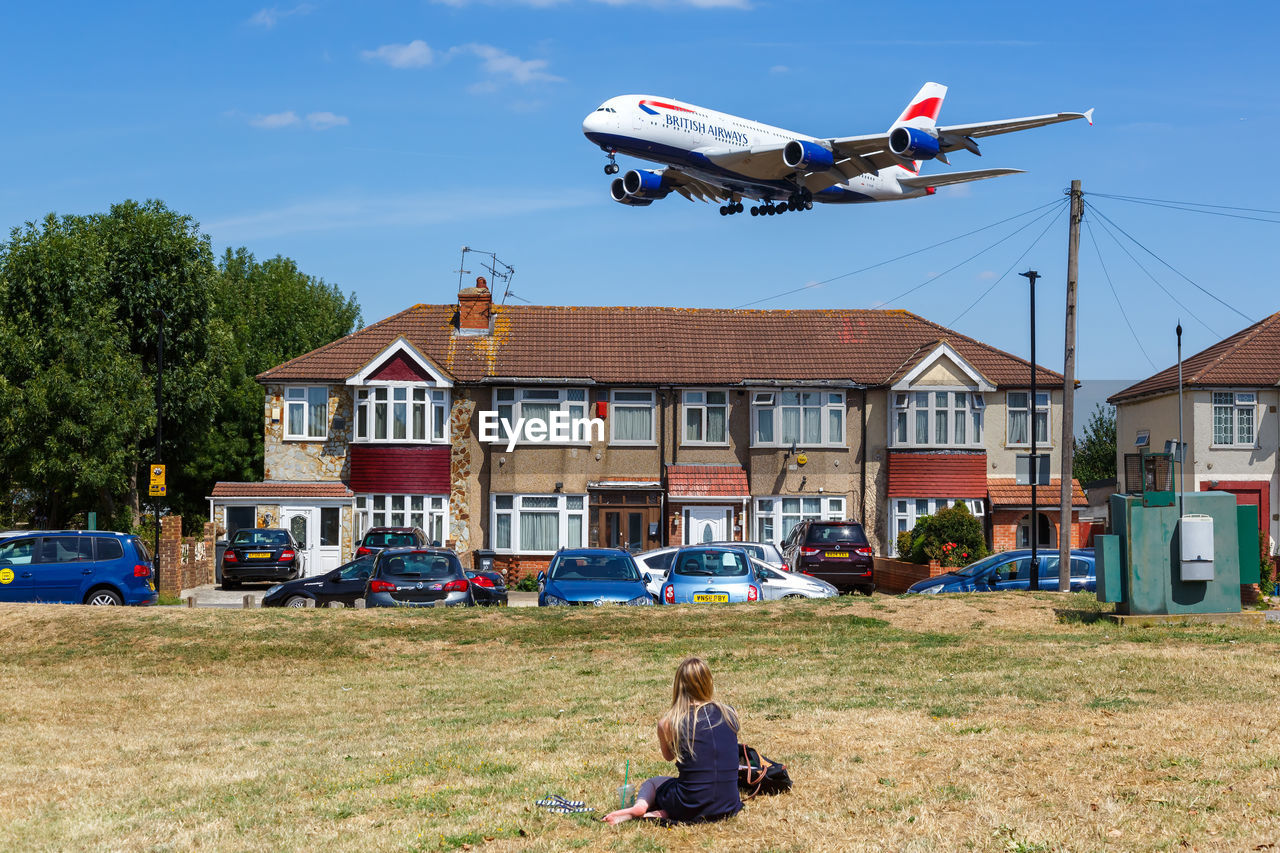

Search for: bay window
xmin=754 ymin=496 xmax=846 ymax=546
xmin=752 ymin=390 xmax=845 ymax=447
xmin=355 ymin=385 xmax=448 ymax=443
xmin=683 ymin=389 xmax=728 ymax=444
xmin=610 ymin=390 xmax=655 ymax=444
xmin=355 ymin=494 xmax=448 ymax=544
xmin=892 ymin=390 xmax=983 ymax=447
xmin=1212 ymin=391 xmax=1255 ymax=446
xmin=284 ymin=387 xmax=328 ymax=440
xmin=1007 ymin=391 xmax=1049 ymax=446
xmin=491 ymin=494 xmax=586 ymax=553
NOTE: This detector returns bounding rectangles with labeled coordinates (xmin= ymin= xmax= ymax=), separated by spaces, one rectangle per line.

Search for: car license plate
xmin=149 ymin=582 xmax=156 ymax=592
xmin=248 ymin=551 xmax=271 ymax=559
xmin=693 ymin=593 xmax=729 ymax=603
xmin=825 ymin=551 xmax=849 ymax=558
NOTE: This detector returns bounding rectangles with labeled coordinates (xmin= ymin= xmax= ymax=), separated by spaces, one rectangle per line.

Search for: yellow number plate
xmin=248 ymin=551 xmax=271 ymax=559
xmin=693 ymin=593 xmax=729 ymax=603
xmin=825 ymin=551 xmax=849 ymax=558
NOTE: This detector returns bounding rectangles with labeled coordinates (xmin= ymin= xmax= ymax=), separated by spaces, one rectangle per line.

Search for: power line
xmin=948 ymin=202 xmax=1066 ymax=325
xmin=1083 ymin=201 xmax=1219 ymax=338
xmin=732 ymin=199 xmax=1063 ymax=308
xmin=1084 ymin=218 xmax=1156 ymax=370
xmin=1085 ymin=200 xmax=1254 ymax=325
xmin=1086 ymin=192 xmax=1280 ymax=222
xmin=881 ymin=198 xmax=1070 ymax=309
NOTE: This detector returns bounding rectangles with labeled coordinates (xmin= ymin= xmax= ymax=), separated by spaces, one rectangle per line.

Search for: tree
xmin=1074 ymin=403 xmax=1117 ymax=485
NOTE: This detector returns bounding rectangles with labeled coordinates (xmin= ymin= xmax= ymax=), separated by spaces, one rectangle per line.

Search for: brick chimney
xmin=458 ymin=276 xmax=492 ymax=333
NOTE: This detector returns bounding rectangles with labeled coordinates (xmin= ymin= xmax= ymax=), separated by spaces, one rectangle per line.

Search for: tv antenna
xmin=456 ymin=247 xmax=520 ymax=303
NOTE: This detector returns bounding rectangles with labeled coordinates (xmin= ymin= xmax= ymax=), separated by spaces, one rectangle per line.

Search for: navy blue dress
xmin=653 ymin=704 xmax=742 ymax=823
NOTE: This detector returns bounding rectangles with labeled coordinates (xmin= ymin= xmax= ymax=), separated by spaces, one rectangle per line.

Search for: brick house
xmin=208 ymin=279 xmax=1085 ymax=578
xmin=1110 ymin=311 xmax=1280 ymax=565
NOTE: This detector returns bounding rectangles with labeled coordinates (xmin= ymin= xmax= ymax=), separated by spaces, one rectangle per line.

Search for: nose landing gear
xmin=603 ymin=149 xmax=620 ymax=175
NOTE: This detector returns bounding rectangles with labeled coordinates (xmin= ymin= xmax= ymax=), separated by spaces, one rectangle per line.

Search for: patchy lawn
xmin=2 ymin=593 xmax=1278 ymax=852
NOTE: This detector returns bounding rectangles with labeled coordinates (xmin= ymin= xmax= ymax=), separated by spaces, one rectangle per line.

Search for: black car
xmin=466 ymin=569 xmax=508 ymax=606
xmin=262 ymin=556 xmax=375 ymax=608
xmin=782 ymin=519 xmax=875 ymax=594
xmin=355 ymin=526 xmax=430 ymax=557
xmin=221 ymin=528 xmax=303 ymax=588
xmin=364 ymin=547 xmax=475 ymax=608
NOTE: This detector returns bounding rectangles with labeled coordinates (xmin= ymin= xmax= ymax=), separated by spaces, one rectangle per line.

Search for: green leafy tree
xmin=1074 ymin=403 xmax=1117 ymax=485
xmin=900 ymin=502 xmax=989 ymax=567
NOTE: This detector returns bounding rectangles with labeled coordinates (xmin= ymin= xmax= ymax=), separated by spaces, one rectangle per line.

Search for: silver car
xmin=751 ymin=558 xmax=838 ymax=600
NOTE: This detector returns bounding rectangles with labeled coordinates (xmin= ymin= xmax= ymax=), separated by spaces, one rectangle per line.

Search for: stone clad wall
xmin=263 ymin=384 xmax=353 ymax=482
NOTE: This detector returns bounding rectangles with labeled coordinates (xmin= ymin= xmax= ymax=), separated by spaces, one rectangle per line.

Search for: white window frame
xmin=1211 ymin=391 xmax=1256 ymax=448
xmin=751 ymin=389 xmax=846 ymax=448
xmin=890 ymin=389 xmax=984 ymax=448
xmin=609 ymin=389 xmax=656 ymax=445
xmin=490 ymin=494 xmax=587 ymax=554
xmin=1006 ymin=391 xmax=1051 ymax=448
xmin=284 ymin=386 xmax=329 ymax=440
xmin=354 ymin=384 xmax=449 ymax=444
xmin=753 ymin=496 xmax=846 ymax=547
xmin=355 ymin=494 xmax=449 ymax=545
xmin=492 ymin=387 xmax=590 ymax=446
xmin=888 ymin=497 xmax=985 ymax=557
xmin=682 ymin=389 xmax=729 ymax=446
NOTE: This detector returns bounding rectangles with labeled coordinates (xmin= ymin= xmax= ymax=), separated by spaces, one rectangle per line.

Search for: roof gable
xmin=893 ymin=341 xmax=996 ymax=391
xmin=346 ymin=337 xmax=453 ymax=387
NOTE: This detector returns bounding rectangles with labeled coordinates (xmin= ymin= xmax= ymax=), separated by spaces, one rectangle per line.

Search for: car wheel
xmin=86 ymin=589 xmax=123 ymax=606
xmin=782 ymin=593 xmax=805 ymax=600
xmin=223 ymin=579 xmax=240 ymax=590
xmin=285 ymin=595 xmax=310 ymax=608
xmin=859 ymin=585 xmax=876 ymax=596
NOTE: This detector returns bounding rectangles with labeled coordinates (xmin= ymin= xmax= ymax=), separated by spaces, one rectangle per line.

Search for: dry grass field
xmin=2 ymin=593 xmax=1278 ymax=853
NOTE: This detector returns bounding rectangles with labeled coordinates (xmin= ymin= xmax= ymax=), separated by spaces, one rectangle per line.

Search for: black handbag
xmin=737 ymin=743 xmax=792 ymax=797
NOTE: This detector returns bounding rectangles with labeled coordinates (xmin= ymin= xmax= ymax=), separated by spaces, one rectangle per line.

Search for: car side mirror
xmin=643 ymin=572 xmax=652 ymax=583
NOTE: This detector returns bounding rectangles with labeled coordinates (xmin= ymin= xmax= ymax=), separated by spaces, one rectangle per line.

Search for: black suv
xmin=221 ymin=528 xmax=303 ymax=589
xmin=782 ymin=520 xmax=874 ymax=594
xmin=355 ymin=526 xmax=430 ymax=557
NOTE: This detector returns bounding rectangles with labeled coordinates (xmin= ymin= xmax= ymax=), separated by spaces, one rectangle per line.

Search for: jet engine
xmin=611 ymin=177 xmax=654 ymax=206
xmin=888 ymin=126 xmax=941 ymax=160
xmin=782 ymin=140 xmax=834 ymax=172
xmin=622 ymin=169 xmax=672 ymax=200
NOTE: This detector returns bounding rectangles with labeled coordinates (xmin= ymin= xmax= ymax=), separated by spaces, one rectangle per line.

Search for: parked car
xmin=710 ymin=541 xmax=786 ymax=570
xmin=467 ymin=569 xmax=509 ymax=606
xmin=221 ymin=528 xmax=303 ymax=589
xmin=0 ymin=530 xmax=157 ymax=606
xmin=355 ymin=526 xmax=431 ymax=557
xmin=752 ymin=558 xmax=839 ymax=600
xmin=782 ymin=520 xmax=875 ymax=594
xmin=262 ymin=555 xmax=375 ymax=608
xmin=637 ymin=542 xmax=788 ymax=601
xmin=538 ymin=549 xmax=653 ymax=606
xmin=659 ymin=546 xmax=760 ymax=605
xmin=364 ymin=548 xmax=474 ymax=608
xmin=906 ymin=549 xmax=1098 ymax=594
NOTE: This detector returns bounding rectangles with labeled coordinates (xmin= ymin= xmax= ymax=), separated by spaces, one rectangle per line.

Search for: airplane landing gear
xmin=719 ymin=202 xmax=745 ymax=216
xmin=603 ymin=149 xmax=619 ymax=175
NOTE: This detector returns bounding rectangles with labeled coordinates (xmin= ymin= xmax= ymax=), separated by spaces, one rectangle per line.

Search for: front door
xmin=282 ymin=507 xmax=320 ymax=577
xmin=684 ymin=507 xmax=732 ymax=545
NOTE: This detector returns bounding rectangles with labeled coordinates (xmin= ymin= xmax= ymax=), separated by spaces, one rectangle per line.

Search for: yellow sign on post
xmin=149 ymin=465 xmax=166 ymax=497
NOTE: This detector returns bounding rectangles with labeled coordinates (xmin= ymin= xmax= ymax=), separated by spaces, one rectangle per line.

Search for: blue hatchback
xmin=538 ymin=549 xmax=653 ymax=607
xmin=0 ymin=531 xmax=158 ymax=606
xmin=906 ymin=548 xmax=1097 ymax=595
xmin=660 ymin=546 xmax=761 ymax=605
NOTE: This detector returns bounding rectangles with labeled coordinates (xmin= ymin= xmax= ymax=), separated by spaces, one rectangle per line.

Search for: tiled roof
xmin=987 ymin=478 xmax=1088 ymax=508
xmin=257 ymin=303 xmax=1062 ymax=388
xmin=1110 ymin=312 xmax=1280 ymax=403
xmin=887 ymin=451 xmax=987 ymax=498
xmin=209 ymin=481 xmax=353 ymax=499
xmin=666 ymin=464 xmax=750 ymax=499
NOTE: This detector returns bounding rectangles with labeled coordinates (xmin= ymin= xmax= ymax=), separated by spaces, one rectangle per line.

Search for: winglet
xmin=1084 ymin=108 xmax=1094 ymax=126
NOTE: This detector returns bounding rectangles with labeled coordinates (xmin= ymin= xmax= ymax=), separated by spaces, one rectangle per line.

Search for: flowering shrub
xmin=899 ymin=502 xmax=988 ymax=567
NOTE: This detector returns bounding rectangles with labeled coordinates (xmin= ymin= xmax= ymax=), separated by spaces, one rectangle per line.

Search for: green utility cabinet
xmin=1096 ymin=491 xmax=1260 ymax=616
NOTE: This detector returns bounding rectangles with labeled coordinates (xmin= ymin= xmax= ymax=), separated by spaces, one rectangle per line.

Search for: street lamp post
xmin=1020 ymin=269 xmax=1041 ymax=591
xmin=154 ymin=308 xmax=165 ymax=593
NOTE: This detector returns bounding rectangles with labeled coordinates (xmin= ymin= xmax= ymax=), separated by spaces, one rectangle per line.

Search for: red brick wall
xmin=990 ymin=509 xmax=1089 ymax=552
xmin=874 ymin=557 xmax=953 ymax=594
xmin=156 ymin=517 xmax=216 ymax=596
xmin=493 ymin=554 xmax=551 ymax=584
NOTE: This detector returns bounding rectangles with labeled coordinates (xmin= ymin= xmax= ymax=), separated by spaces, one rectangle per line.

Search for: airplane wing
xmin=699 ymin=144 xmax=792 ymax=181
xmin=657 ymin=167 xmax=734 ymax=203
xmin=898 ymin=168 xmax=1024 ymax=189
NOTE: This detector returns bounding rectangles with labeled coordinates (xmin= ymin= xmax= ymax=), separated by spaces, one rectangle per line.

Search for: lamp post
xmin=154 ymin=308 xmax=165 ymax=593
xmin=1019 ymin=269 xmax=1041 ymax=591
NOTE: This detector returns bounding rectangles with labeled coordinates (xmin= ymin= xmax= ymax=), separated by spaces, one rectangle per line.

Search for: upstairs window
xmin=893 ymin=391 xmax=984 ymax=447
xmin=683 ymin=390 xmax=728 ymax=445
xmin=1212 ymin=391 xmax=1255 ymax=446
xmin=355 ymin=386 xmax=448 ymax=443
xmin=610 ymin=390 xmax=655 ymax=444
xmin=493 ymin=388 xmax=589 ymax=444
xmin=285 ymin=387 xmax=328 ymax=440
xmin=1007 ymin=391 xmax=1049 ymax=446
xmin=752 ymin=390 xmax=845 ymax=447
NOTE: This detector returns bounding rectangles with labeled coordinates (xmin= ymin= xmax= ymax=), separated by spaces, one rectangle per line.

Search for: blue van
xmin=906 ymin=548 xmax=1096 ymax=595
xmin=0 ymin=531 xmax=158 ymax=605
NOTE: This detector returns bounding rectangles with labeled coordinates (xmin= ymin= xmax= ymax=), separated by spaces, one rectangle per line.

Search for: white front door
xmin=282 ymin=507 xmax=321 ymax=577
xmin=684 ymin=507 xmax=732 ymax=545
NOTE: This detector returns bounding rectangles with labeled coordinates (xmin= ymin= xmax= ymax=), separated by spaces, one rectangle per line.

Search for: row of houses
xmin=209 ymin=279 xmax=1091 ymax=578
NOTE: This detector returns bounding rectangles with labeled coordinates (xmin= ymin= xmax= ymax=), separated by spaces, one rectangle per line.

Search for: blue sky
xmin=4 ymin=1 xmax=1278 ymax=384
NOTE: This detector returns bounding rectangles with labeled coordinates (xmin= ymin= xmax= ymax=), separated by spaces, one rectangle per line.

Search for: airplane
xmin=581 ymin=83 xmax=1092 ymax=217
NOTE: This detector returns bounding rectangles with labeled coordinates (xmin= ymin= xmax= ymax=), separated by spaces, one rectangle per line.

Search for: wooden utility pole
xmin=1059 ymin=180 xmax=1083 ymax=591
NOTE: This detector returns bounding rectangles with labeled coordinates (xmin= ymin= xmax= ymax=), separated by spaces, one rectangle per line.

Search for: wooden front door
xmin=591 ymin=491 xmax=662 ymax=552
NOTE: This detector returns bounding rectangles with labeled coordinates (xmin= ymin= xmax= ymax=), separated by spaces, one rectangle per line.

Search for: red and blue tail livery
xmin=583 ymin=82 xmax=1093 ymax=217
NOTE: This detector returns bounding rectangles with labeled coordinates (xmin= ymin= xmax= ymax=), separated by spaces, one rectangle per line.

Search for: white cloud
xmin=249 ymin=111 xmax=300 ymax=129
xmin=978 ymin=270 xmax=998 ymax=281
xmin=306 ymin=111 xmax=349 ymax=130
xmin=361 ymin=40 xmax=434 ymax=69
xmin=451 ymin=43 xmax=563 ymax=85
xmin=247 ymin=3 xmax=315 ymax=28
xmin=769 ymin=64 xmax=789 ymax=74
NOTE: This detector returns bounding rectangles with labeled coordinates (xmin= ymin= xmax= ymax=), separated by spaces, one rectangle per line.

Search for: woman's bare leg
xmin=604 ymin=776 xmax=671 ymax=825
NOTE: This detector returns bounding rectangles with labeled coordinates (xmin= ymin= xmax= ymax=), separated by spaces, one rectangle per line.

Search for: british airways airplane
xmin=582 ymin=83 xmax=1092 ymax=217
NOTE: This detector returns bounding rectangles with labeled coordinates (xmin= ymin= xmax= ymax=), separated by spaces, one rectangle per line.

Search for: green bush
xmin=904 ymin=502 xmax=988 ymax=567
xmin=513 ymin=575 xmax=539 ymax=592
xmin=1260 ymin=528 xmax=1276 ymax=597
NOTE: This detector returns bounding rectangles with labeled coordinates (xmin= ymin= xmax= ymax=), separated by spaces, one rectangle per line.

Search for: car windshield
xmin=804 ymin=524 xmax=867 ymax=546
xmin=550 ymin=555 xmax=640 ymax=581
xmin=364 ymin=531 xmax=418 ymax=548
xmin=954 ymin=553 xmax=1007 ymax=577
xmin=380 ymin=552 xmax=460 ymax=579
xmin=231 ymin=529 xmax=289 ymax=547
xmin=675 ymin=549 xmax=750 ymax=577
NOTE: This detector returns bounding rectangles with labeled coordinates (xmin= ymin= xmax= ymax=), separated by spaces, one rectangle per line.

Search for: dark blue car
xmin=0 ymin=530 xmax=158 ymax=605
xmin=906 ymin=548 xmax=1096 ymax=595
xmin=538 ymin=548 xmax=653 ymax=607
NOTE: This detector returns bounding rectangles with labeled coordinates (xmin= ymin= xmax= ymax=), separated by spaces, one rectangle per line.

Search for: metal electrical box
xmin=1180 ymin=514 xmax=1215 ymax=581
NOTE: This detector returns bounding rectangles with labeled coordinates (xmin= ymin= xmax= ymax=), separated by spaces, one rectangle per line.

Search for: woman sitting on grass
xmin=604 ymin=656 xmax=742 ymax=826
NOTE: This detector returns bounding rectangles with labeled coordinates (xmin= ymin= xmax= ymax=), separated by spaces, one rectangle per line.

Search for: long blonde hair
xmin=658 ymin=657 xmax=738 ymax=762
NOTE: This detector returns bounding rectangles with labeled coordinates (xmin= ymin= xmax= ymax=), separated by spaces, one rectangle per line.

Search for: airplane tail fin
xmin=890 ymin=82 xmax=948 ymax=174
